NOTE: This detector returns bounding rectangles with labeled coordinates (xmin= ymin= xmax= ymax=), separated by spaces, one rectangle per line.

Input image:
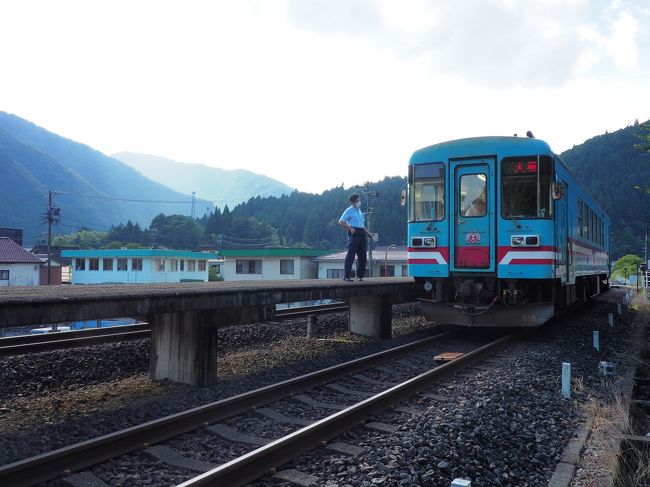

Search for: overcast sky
xmin=1 ymin=0 xmax=649 ymax=195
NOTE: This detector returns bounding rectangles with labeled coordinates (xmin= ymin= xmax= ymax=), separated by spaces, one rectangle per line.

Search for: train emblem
xmin=466 ymin=232 xmax=480 ymax=244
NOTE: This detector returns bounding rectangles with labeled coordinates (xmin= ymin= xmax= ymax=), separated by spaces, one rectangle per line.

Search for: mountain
xmin=0 ymin=111 xmax=213 ymax=245
xmin=560 ymin=121 xmax=650 ymax=258
xmin=112 ymin=152 xmax=294 ymax=209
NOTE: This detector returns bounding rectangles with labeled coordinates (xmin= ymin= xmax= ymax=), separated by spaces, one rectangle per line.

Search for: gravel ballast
xmin=0 ymin=291 xmax=643 ymax=487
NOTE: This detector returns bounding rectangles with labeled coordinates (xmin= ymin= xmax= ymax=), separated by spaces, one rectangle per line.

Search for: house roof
xmin=312 ymin=245 xmax=408 ymax=262
xmin=61 ymin=249 xmax=217 ymax=259
xmin=217 ymin=248 xmax=338 ymax=258
xmin=0 ymin=238 xmax=42 ymax=264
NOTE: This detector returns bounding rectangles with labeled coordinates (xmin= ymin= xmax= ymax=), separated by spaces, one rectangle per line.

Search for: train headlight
xmin=424 ymin=281 xmax=433 ymax=292
xmin=511 ymin=235 xmax=540 ymax=247
xmin=511 ymin=236 xmax=524 ymax=246
xmin=423 ymin=237 xmax=436 ymax=247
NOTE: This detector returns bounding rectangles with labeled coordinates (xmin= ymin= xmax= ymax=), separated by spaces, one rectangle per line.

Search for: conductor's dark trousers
xmin=344 ymin=228 xmax=367 ymax=279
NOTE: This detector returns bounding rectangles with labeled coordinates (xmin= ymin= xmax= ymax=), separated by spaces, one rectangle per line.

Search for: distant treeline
xmin=53 ymin=176 xmax=409 ymax=250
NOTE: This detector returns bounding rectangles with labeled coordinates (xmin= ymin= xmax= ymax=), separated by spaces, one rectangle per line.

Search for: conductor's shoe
xmin=357 ymin=278 xmax=363 ymax=281
xmin=342 ymin=278 xmax=353 ymax=282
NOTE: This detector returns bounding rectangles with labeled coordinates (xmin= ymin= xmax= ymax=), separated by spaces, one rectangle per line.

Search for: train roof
xmin=410 ymin=136 xmax=554 ymax=164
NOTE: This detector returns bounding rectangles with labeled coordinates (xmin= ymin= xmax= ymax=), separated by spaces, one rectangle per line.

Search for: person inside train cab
xmin=338 ymin=193 xmax=373 ymax=282
xmin=464 ymin=197 xmax=486 ymax=217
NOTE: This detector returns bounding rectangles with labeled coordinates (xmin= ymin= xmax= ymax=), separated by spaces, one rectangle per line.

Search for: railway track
xmin=0 ymin=303 xmax=349 ymax=356
xmin=0 ymin=329 xmax=514 ymax=486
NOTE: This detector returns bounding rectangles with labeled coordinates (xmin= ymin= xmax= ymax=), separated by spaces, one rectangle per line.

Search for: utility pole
xmin=191 ymin=192 xmax=196 ymax=219
xmin=43 ymin=191 xmax=61 ymax=285
xmin=643 ymin=222 xmax=648 ymax=288
xmin=363 ymin=186 xmax=379 ymax=277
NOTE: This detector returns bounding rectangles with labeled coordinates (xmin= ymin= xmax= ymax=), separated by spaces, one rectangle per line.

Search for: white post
xmin=562 ymin=362 xmax=571 ymax=399
xmin=607 ymin=313 xmax=613 ymax=328
xmin=593 ymin=331 xmax=600 ymax=352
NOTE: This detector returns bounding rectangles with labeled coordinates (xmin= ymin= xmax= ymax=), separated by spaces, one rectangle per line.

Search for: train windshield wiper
xmin=503 ymin=204 xmax=522 ymax=229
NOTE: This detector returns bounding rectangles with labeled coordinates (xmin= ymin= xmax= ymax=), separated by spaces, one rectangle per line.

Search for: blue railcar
xmin=407 ymin=135 xmax=610 ymax=327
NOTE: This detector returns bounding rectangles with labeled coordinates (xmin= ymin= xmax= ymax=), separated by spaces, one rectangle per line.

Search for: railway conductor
xmin=338 ymin=193 xmax=373 ymax=282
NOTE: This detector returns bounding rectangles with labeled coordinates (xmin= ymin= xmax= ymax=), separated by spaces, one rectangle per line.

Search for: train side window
xmin=501 ymin=155 xmax=552 ymax=219
xmin=409 ymin=162 xmax=445 ymax=222
xmin=578 ymin=200 xmax=583 ymax=237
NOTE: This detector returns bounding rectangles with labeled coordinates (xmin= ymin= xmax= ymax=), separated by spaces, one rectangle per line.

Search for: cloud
xmin=286 ymin=0 xmax=648 ymax=88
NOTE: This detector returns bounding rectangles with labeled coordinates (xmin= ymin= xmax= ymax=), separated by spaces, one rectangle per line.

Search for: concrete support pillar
xmin=349 ymin=294 xmax=391 ymax=339
xmin=150 ymin=310 xmax=218 ymax=386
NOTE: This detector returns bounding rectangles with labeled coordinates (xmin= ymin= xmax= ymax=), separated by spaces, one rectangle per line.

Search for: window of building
xmin=501 ymin=156 xmax=553 ymax=219
xmin=327 ymin=269 xmax=345 ymax=279
xmin=187 ymin=260 xmax=196 ymax=271
xmin=401 ymin=265 xmax=408 ymax=277
xmin=409 ymin=162 xmax=445 ymax=222
xmin=379 ymin=265 xmax=395 ymax=277
xmin=180 ymin=260 xmax=185 ymax=271
xmin=103 ymin=258 xmax=113 ymax=271
xmin=0 ymin=270 xmax=8 ymax=280
xmin=88 ymin=258 xmax=99 ymax=271
xmin=75 ymin=259 xmax=86 ymax=271
xmin=236 ymin=259 xmax=262 ymax=274
xmin=198 ymin=260 xmax=206 ymax=271
xmin=117 ymin=258 xmax=128 ymax=271
xmin=132 ymin=258 xmax=143 ymax=271
xmin=170 ymin=259 xmax=178 ymax=272
xmin=154 ymin=258 xmax=165 ymax=272
xmin=280 ymin=259 xmax=294 ymax=275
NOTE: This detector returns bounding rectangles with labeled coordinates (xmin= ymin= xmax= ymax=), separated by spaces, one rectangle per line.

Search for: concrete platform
xmin=0 ymin=278 xmax=419 ymax=386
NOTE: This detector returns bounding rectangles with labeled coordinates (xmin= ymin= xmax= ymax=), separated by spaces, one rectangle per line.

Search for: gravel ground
xmin=248 ymin=287 xmax=641 ymax=487
xmin=0 ymin=304 xmax=430 ymax=466
xmin=0 ymin=292 xmax=643 ymax=487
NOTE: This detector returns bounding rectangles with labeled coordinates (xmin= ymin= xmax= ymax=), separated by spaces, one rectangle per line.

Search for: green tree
xmin=611 ymin=254 xmax=643 ymax=282
xmin=52 ymin=229 xmax=108 ymax=249
xmin=149 ymin=214 xmax=204 ymax=248
xmin=635 ymin=120 xmax=650 ymax=153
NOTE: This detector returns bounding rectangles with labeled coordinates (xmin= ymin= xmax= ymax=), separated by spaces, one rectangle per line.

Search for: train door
xmin=554 ymin=180 xmax=569 ymax=284
xmin=450 ymin=159 xmax=495 ymax=271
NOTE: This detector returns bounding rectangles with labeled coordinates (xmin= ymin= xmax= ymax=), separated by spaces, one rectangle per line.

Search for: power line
xmin=54 ymin=190 xmax=198 ymax=204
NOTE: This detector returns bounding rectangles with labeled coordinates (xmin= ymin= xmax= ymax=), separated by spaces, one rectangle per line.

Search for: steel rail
xmin=177 ymin=334 xmax=516 ymax=487
xmin=0 ymin=332 xmax=449 ymax=487
xmin=0 ymin=304 xmax=348 ymax=356
xmin=274 ymin=303 xmax=348 ymax=319
xmin=0 ymin=324 xmax=150 ymax=356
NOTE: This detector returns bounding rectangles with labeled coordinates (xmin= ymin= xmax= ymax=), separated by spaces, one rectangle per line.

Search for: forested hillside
xmin=561 ymin=121 xmax=650 ymax=258
xmin=222 ymin=177 xmax=408 ymax=249
xmin=0 ymin=111 xmax=212 ymax=244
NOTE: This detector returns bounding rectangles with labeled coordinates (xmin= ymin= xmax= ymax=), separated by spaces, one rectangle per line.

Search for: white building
xmin=219 ymin=248 xmax=337 ymax=281
xmin=313 ymin=245 xmax=409 ymax=279
xmin=61 ymin=249 xmax=216 ymax=284
xmin=0 ymin=237 xmax=42 ymax=286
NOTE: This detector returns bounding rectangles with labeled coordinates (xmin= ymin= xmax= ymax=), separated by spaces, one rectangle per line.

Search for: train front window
xmin=501 ymin=155 xmax=552 ymax=219
xmin=409 ymin=162 xmax=445 ymax=221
